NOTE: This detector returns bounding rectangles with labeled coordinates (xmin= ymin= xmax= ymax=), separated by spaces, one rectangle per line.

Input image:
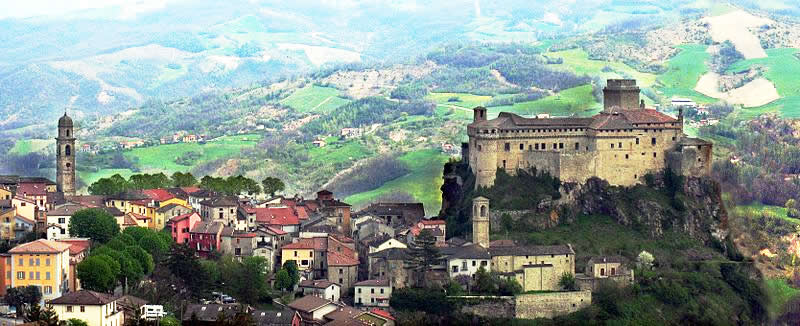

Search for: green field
xmin=345 ymin=149 xmax=450 ymax=215
xmin=656 ymin=44 xmax=717 ymax=103
xmin=490 ymin=84 xmax=600 ymax=118
xmin=123 ymin=134 xmax=262 ymax=173
xmin=280 ymin=84 xmax=351 ymax=113
xmin=9 ymin=139 xmax=51 ymax=154
xmin=425 ymin=92 xmax=493 ymax=109
xmin=546 ymin=49 xmax=658 ymax=87
xmin=727 ymin=48 xmax=800 ymax=118
xmin=78 ymin=168 xmax=135 ymax=189
xmin=732 ymin=203 xmax=796 ymax=224
xmin=765 ymin=278 xmax=800 ymax=319
xmin=306 ymin=140 xmax=371 ymax=166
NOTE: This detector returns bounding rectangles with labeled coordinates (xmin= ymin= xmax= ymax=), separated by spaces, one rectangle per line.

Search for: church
xmin=466 ymin=79 xmax=712 ymax=188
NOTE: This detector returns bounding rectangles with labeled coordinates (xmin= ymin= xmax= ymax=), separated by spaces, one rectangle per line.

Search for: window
xmin=611 ymin=267 xmax=616 ymax=275
xmin=502 ymin=160 xmax=506 ymax=169
xmin=339 ymin=278 xmax=343 ymax=284
xmin=65 ymin=145 xmax=71 ymax=156
xmin=452 ymin=266 xmax=458 ymax=273
xmin=294 ymin=251 xmax=298 ymax=257
xmin=36 ymin=258 xmax=40 ymax=266
xmin=519 ymin=144 xmax=524 ymax=150
xmin=371 ymin=288 xmax=375 ymax=294
xmin=380 ymin=288 xmax=384 ymax=294
xmin=358 ymin=288 xmax=362 ymax=293
xmin=653 ymin=152 xmax=657 ymax=158
xmin=462 ymin=261 xmax=467 ymax=270
xmin=218 ymin=212 xmax=223 ymax=219
xmin=535 ymin=144 xmax=539 ymax=150
xmin=504 ymin=143 xmax=510 ymax=151
xmin=575 ymin=142 xmax=579 ymax=150
xmin=18 ymin=258 xmax=22 ymax=266
xmin=611 ymin=143 xmax=614 ymax=149
xmin=672 ymin=136 xmax=676 ymax=141
xmin=66 ymin=306 xmax=72 ymax=312
xmin=651 ymin=137 xmax=656 ymax=145
xmin=618 ymin=142 xmax=622 ymax=148
xmin=301 ymin=259 xmax=308 ymax=266
xmin=339 ymin=268 xmax=343 ymax=274
xmin=36 ymin=272 xmax=40 ymax=280
xmin=477 ymin=145 xmax=482 ymax=151
xmin=29 ymin=272 xmax=33 ymax=279
xmin=636 ymin=138 xmax=639 ymax=145
xmin=472 ymin=261 xmax=476 ymax=267
xmin=541 ymin=143 xmax=545 ymax=149
xmin=46 ymin=272 xmax=50 ymax=280
xmin=80 ymin=306 xmax=85 ymax=312
xmin=58 ymin=218 xmax=65 ymax=224
xmin=29 ymin=258 xmax=33 ymax=266
xmin=559 ymin=143 xmax=564 ymax=149
xmin=552 ymin=143 xmax=557 ymax=149
xmin=17 ymin=272 xmax=24 ymax=280
xmin=44 ymin=286 xmax=52 ymax=294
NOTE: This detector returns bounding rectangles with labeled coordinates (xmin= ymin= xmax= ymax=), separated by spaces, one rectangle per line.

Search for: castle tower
xmin=473 ymin=106 xmax=487 ymax=122
xmin=472 ymin=196 xmax=490 ymax=248
xmin=56 ymin=112 xmax=76 ymax=195
xmin=603 ymin=79 xmax=640 ymax=111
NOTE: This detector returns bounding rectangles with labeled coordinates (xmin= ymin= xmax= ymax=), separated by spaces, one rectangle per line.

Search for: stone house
xmin=354 ymin=279 xmax=392 ymax=307
xmin=575 ymin=256 xmax=635 ymax=291
xmin=255 ymin=207 xmax=300 ymax=236
xmin=155 ymin=203 xmax=192 ymax=230
xmin=199 ymin=197 xmax=239 ymax=226
xmin=355 ymin=202 xmax=424 ymax=228
xmin=220 ymin=229 xmax=258 ymax=261
xmin=187 ymin=189 xmax=218 ymax=211
xmin=45 ymin=204 xmax=83 ymax=240
xmin=368 ymin=247 xmax=410 ymax=289
xmin=298 ymin=279 xmax=341 ymax=302
xmin=327 ymin=251 xmax=358 ymax=292
xmin=287 ymin=295 xmax=341 ymax=326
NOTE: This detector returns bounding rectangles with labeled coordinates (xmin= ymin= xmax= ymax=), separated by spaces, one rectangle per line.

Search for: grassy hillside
xmin=280 ymin=84 xmax=351 ymax=113
xmin=345 ymin=149 xmax=449 ymax=215
xmin=727 ymin=48 xmax=800 ymax=118
xmin=123 ymin=134 xmax=261 ymax=173
xmin=490 ymin=84 xmax=599 ymax=118
xmin=546 ymin=49 xmax=658 ymax=87
xmin=9 ymin=139 xmax=51 ymax=154
xmin=657 ymin=44 xmax=716 ymax=102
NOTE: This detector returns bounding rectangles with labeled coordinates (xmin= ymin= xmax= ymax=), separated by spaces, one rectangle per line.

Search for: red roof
xmin=420 ymin=220 xmax=446 ymax=226
xmin=56 ymin=239 xmax=90 ymax=256
xmin=282 ymin=238 xmax=316 ymax=250
xmin=141 ymin=189 xmax=175 ymax=202
xmin=265 ymin=226 xmax=287 ymax=235
xmin=180 ymin=186 xmax=202 ymax=194
xmin=255 ymin=207 xmax=299 ymax=226
xmin=327 ymin=251 xmax=358 ymax=266
xmin=620 ymin=109 xmax=678 ymax=124
xmin=169 ymin=212 xmax=198 ymax=223
xmin=369 ymin=308 xmax=395 ymax=321
xmin=131 ymin=199 xmax=152 ymax=206
xmin=295 ymin=206 xmax=309 ymax=220
xmin=17 ymin=182 xmax=48 ymax=196
xmin=234 ymin=232 xmax=257 ymax=238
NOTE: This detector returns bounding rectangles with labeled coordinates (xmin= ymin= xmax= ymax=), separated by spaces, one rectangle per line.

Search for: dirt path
xmin=310 ymin=96 xmax=334 ymax=112
xmin=694 ymin=72 xmax=780 ymax=107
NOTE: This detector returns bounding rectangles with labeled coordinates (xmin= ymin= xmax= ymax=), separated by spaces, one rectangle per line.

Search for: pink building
xmin=169 ymin=212 xmax=201 ymax=245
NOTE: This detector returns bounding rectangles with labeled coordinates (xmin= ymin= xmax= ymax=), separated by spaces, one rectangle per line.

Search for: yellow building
xmin=154 ymin=203 xmax=192 ymax=231
xmin=0 ymin=188 xmax=12 ymax=200
xmin=281 ymin=238 xmax=316 ymax=272
xmin=0 ymin=207 xmax=14 ymax=241
xmin=50 ymin=290 xmax=124 ymax=326
xmin=9 ymin=239 xmax=71 ymax=301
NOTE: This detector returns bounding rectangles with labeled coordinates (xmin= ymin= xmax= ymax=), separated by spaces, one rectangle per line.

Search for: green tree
xmin=67 ymin=318 xmax=89 ymax=326
xmin=5 ymin=286 xmax=42 ymax=313
xmin=23 ymin=303 xmax=42 ymax=323
xmin=77 ymin=256 xmax=116 ymax=292
xmin=405 ymin=229 xmax=443 ymax=287
xmin=166 ymin=244 xmax=210 ymax=298
xmin=118 ymin=252 xmax=144 ymax=293
xmin=122 ymin=227 xmax=150 ymax=242
xmin=69 ymin=208 xmax=120 ymax=243
xmin=161 ymin=316 xmax=180 ymax=326
xmin=171 ymin=171 xmax=198 ymax=187
xmin=261 ymin=177 xmax=285 ymax=197
xmin=125 ymin=246 xmax=155 ymax=274
xmin=558 ymin=272 xmax=578 ymax=291
xmin=138 ymin=233 xmax=169 ymax=260
xmin=274 ymin=269 xmax=292 ymax=291
xmin=88 ymin=173 xmax=130 ymax=196
xmin=283 ymin=261 xmax=300 ymax=286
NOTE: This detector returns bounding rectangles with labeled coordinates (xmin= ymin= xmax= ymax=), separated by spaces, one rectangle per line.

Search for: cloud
xmin=0 ymin=0 xmax=177 ymax=19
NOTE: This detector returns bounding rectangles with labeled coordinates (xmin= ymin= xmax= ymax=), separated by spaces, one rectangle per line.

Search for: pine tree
xmin=404 ymin=229 xmax=444 ymax=287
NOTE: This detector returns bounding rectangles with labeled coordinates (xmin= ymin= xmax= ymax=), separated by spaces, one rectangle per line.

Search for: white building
xmin=46 ymin=204 xmax=83 ymax=240
xmin=50 ymin=290 xmax=124 ymax=326
xmin=298 ymin=279 xmax=341 ymax=302
xmin=354 ymin=279 xmax=392 ymax=307
xmin=444 ymin=244 xmax=492 ymax=279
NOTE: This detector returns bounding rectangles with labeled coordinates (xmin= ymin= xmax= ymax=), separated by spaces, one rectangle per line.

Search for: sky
xmin=0 ymin=0 xmax=176 ymax=19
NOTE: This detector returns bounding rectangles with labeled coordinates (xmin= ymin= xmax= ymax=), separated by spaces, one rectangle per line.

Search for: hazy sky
xmin=0 ymin=0 xmax=176 ymax=19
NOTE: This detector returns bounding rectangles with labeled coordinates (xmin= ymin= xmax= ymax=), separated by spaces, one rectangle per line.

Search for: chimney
xmin=640 ymin=99 xmax=645 ymax=109
xmin=473 ymin=107 xmax=487 ymax=122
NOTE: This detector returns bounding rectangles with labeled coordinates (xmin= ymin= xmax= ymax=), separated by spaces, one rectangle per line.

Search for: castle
xmin=466 ymin=79 xmax=712 ymax=188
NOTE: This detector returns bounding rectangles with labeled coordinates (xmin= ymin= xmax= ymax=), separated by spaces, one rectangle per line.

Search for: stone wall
xmin=514 ymin=291 xmax=592 ymax=319
xmin=523 ymin=265 xmax=559 ymax=292
xmin=575 ymin=273 xmax=635 ymax=292
xmin=457 ymin=296 xmax=516 ymax=319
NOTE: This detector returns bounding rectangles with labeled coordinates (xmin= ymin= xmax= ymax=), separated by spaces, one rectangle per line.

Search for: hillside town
xmin=0 ymin=88 xmax=653 ymax=325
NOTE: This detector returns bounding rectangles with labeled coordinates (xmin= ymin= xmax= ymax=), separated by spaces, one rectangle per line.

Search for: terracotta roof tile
xmin=9 ymin=239 xmax=71 ymax=254
xmin=327 ymin=251 xmax=358 ymax=266
xmin=141 ymin=189 xmax=175 ymax=202
xmin=50 ymin=290 xmax=117 ymax=305
xmin=255 ymin=207 xmax=299 ymax=226
xmin=354 ymin=279 xmax=389 ymax=287
xmin=287 ymin=295 xmax=333 ymax=313
xmin=16 ymin=182 xmax=48 ymax=196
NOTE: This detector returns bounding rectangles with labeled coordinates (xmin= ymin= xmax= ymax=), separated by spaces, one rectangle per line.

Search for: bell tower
xmin=56 ymin=112 xmax=76 ymax=195
xmin=472 ymin=196 xmax=490 ymax=248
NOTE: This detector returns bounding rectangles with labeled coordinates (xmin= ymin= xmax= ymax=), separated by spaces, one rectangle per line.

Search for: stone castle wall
xmin=514 ymin=291 xmax=592 ymax=319
xmin=469 ymin=126 xmax=683 ymax=188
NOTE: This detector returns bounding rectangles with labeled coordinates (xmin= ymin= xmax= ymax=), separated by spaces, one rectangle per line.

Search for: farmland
xmin=123 ymin=134 xmax=262 ymax=173
xmin=656 ymin=44 xmax=717 ymax=103
xmin=489 ymin=84 xmax=600 ymax=118
xmin=280 ymin=84 xmax=351 ymax=113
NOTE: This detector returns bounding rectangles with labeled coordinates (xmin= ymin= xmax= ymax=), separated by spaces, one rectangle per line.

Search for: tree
xmin=166 ymin=244 xmax=210 ymax=298
xmin=787 ymin=199 xmax=799 ymax=218
xmin=23 ymin=303 xmax=42 ymax=323
xmin=138 ymin=233 xmax=169 ymax=260
xmin=275 ymin=270 xmax=292 ymax=291
xmin=637 ymin=251 xmax=655 ymax=270
xmin=88 ymin=173 xmax=130 ymax=196
xmin=5 ymin=286 xmax=42 ymax=313
xmin=261 ymin=177 xmax=285 ymax=197
xmin=171 ymin=172 xmax=198 ymax=187
xmin=559 ymin=272 xmax=578 ymax=291
xmin=69 ymin=208 xmax=120 ymax=243
xmin=126 ymin=246 xmax=155 ymax=274
xmin=405 ymin=229 xmax=443 ymax=287
xmin=161 ymin=316 xmax=180 ymax=326
xmin=77 ymin=256 xmax=116 ymax=292
xmin=67 ymin=319 xmax=89 ymax=326
xmin=283 ymin=261 xmax=300 ymax=286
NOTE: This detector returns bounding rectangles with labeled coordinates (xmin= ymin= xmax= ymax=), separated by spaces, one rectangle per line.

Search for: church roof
xmin=58 ymin=113 xmax=73 ymax=127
